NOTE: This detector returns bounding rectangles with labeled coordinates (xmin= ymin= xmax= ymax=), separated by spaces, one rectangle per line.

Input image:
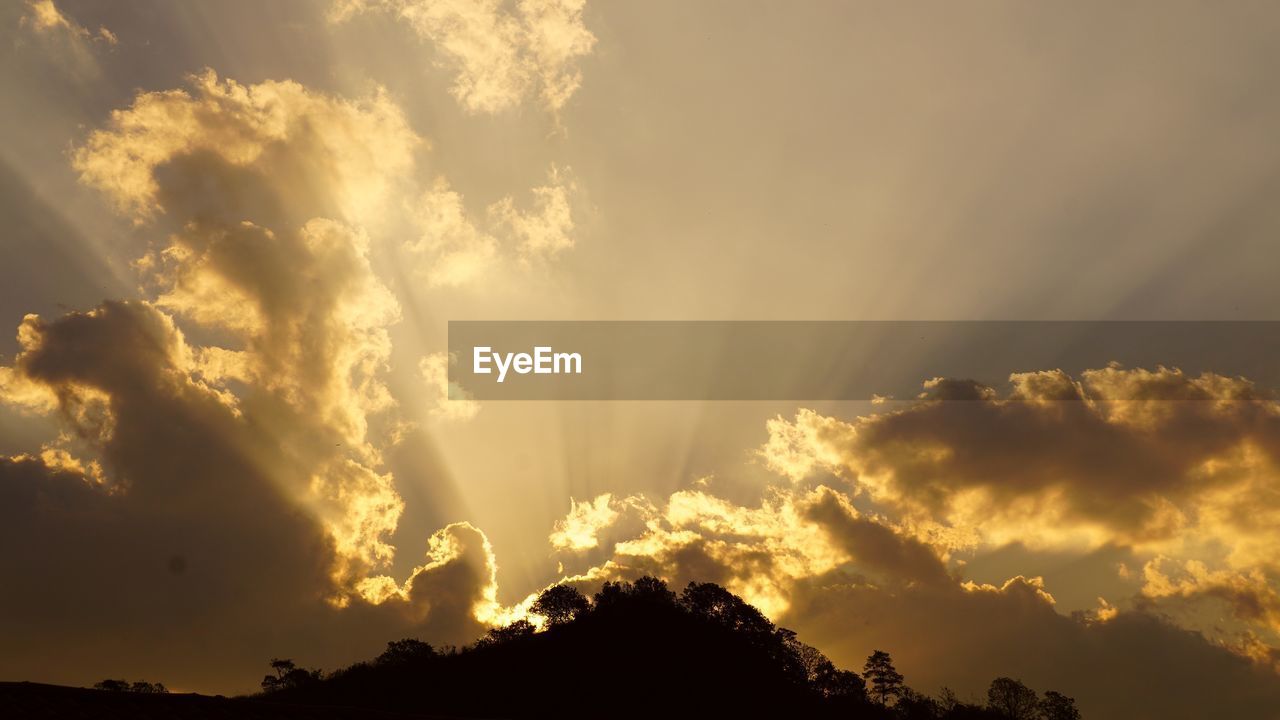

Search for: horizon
xmin=2 ymin=2 xmax=1280 ymax=718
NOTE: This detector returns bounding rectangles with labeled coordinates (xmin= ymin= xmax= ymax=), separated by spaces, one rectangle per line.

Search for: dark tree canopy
xmin=1039 ymin=690 xmax=1081 ymax=720
xmin=680 ymin=582 xmax=775 ymax=638
xmin=260 ymin=658 xmax=321 ymax=693
xmin=987 ymin=677 xmax=1040 ymax=720
xmin=476 ymin=618 xmax=536 ymax=647
xmin=532 ymin=584 xmax=590 ymax=626
xmin=5 ymin=576 xmax=1094 ymax=719
xmin=375 ymin=638 xmax=436 ymax=665
xmin=92 ymin=679 xmax=130 ymax=692
xmin=93 ymin=678 xmax=167 ymax=694
xmin=242 ymin=578 xmax=1085 ymax=720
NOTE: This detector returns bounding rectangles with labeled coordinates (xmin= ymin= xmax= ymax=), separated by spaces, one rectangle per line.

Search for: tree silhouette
xmin=93 ymin=679 xmax=130 ymax=692
xmin=863 ymin=649 xmax=904 ymax=705
xmin=896 ymin=688 xmax=943 ymax=719
xmin=129 ymin=681 xmax=168 ymax=694
xmin=680 ymin=582 xmax=774 ymax=638
xmin=532 ymin=584 xmax=590 ymax=626
xmin=260 ymin=658 xmax=321 ymax=692
xmin=592 ymin=576 xmax=678 ymax=612
xmin=987 ymin=677 xmax=1039 ymax=720
xmin=376 ymin=638 xmax=436 ymax=665
xmin=1038 ymin=690 xmax=1081 ymax=720
xmin=630 ymin=575 xmax=678 ymax=604
xmin=784 ymin=633 xmax=865 ymax=705
xmin=245 ymin=579 xmax=1089 ymax=719
xmin=93 ymin=678 xmax=167 ymax=693
xmin=476 ymin=618 xmax=536 ymax=647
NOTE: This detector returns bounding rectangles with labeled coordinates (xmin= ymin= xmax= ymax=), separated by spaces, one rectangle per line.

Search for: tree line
xmin=251 ymin=577 xmax=1081 ymax=719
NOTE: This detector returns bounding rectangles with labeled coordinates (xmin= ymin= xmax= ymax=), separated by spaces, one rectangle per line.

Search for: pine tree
xmin=862 ymin=649 xmax=904 ymax=705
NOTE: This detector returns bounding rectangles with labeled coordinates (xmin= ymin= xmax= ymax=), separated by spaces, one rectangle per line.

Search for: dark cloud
xmin=783 ymin=575 xmax=1280 ymax=720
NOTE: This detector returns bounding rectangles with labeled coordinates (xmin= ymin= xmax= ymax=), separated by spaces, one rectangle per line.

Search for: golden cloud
xmin=71 ymin=70 xmax=419 ymax=223
xmin=330 ymin=0 xmax=596 ymax=114
xmin=22 ymin=0 xmax=116 ymax=45
xmin=408 ymin=165 xmax=579 ymax=288
xmin=755 ymin=367 xmax=1280 ymax=662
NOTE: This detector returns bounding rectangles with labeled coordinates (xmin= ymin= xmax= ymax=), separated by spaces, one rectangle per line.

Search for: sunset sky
xmin=3 ymin=1 xmax=1280 ymax=717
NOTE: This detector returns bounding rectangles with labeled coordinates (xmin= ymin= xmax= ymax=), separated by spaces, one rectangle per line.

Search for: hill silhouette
xmin=0 ymin=578 xmax=1080 ymax=719
xmin=258 ymin=578 xmax=1079 ymax=720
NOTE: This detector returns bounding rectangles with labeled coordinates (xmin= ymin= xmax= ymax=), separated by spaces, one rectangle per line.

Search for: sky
xmin=2 ymin=1 xmax=1280 ymax=717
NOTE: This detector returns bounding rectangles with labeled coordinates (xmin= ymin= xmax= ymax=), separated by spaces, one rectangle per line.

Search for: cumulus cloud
xmin=553 ymin=484 xmax=898 ymax=618
xmin=408 ymin=165 xmax=579 ymax=287
xmin=0 ymin=301 xmax=339 ymax=687
xmin=783 ymin=572 xmax=1280 ymax=720
xmin=538 ymin=370 xmax=1280 ymax=718
xmin=0 ymin=71 xmax=532 ymax=690
xmin=59 ymin=72 xmax=430 ymax=592
xmin=71 ymin=70 xmax=419 ymax=223
xmin=756 ymin=368 xmax=1280 ymax=661
xmin=549 ymin=493 xmax=632 ymax=551
xmin=541 ymin=471 xmax=1280 ymax=717
xmin=330 ymin=0 xmax=596 ymax=114
xmin=759 ymin=370 xmax=1280 ymax=562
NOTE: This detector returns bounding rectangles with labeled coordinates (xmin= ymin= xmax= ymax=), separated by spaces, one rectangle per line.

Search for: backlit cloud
xmin=538 ymin=371 xmax=1280 ymax=717
xmin=755 ymin=368 xmax=1280 ymax=660
xmin=408 ymin=165 xmax=579 ymax=287
xmin=0 ymin=69 xmax=520 ymax=691
xmin=330 ymin=0 xmax=596 ymax=114
xmin=71 ymin=70 xmax=418 ymax=223
xmin=22 ymin=0 xmax=116 ymax=45
xmin=418 ymin=351 xmax=480 ymax=422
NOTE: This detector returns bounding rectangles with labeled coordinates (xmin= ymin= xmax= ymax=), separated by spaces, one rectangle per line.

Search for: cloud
xmin=408 ymin=165 xmax=579 ymax=287
xmin=0 ymin=302 xmax=341 ymax=688
xmin=782 ymin=572 xmax=1280 ymax=720
xmin=15 ymin=0 xmax=116 ymax=82
xmin=418 ymin=352 xmax=480 ymax=422
xmin=491 ymin=164 xmax=577 ymax=260
xmin=537 ymin=372 xmax=1280 ymax=718
xmin=354 ymin=521 xmax=498 ymax=632
xmin=0 ymin=71 xmax=529 ymax=691
xmin=410 ymin=179 xmax=501 ymax=288
xmin=330 ymin=0 xmax=596 ymax=114
xmin=541 ymin=472 xmax=1280 ymax=718
xmin=22 ymin=0 xmax=116 ymax=45
xmin=549 ymin=493 xmax=621 ymax=551
xmin=760 ymin=369 xmax=1280 ymax=554
xmin=554 ymin=485 xmax=861 ymax=618
xmin=71 ymin=70 xmax=419 ymax=223
xmin=59 ymin=74 xmax=431 ymax=594
xmin=755 ymin=368 xmax=1280 ymax=655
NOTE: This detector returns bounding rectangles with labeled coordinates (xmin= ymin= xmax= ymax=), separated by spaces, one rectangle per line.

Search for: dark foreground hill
xmin=1 ymin=578 xmax=1078 ymax=719
xmin=266 ymin=579 xmax=868 ymax=719
xmin=0 ymin=681 xmax=456 ymax=719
